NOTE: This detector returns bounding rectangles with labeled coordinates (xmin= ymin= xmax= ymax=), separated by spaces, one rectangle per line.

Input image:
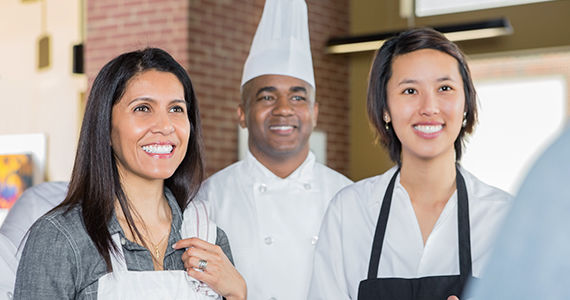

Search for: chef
xmin=194 ymin=0 xmax=352 ymax=299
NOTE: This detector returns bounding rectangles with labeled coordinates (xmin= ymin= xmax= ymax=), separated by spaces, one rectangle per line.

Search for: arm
xmin=13 ymin=217 xmax=77 ymax=300
xmin=308 ymin=195 xmax=351 ymax=300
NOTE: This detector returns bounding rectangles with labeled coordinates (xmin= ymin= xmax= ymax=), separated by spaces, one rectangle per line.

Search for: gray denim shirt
xmin=13 ymin=190 xmax=232 ymax=300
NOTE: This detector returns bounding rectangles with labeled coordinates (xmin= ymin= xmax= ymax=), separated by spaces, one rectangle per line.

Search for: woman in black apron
xmin=308 ymin=28 xmax=512 ymax=300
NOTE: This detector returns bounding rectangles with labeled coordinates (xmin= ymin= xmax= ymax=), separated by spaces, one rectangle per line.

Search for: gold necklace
xmin=143 ymin=231 xmax=169 ymax=260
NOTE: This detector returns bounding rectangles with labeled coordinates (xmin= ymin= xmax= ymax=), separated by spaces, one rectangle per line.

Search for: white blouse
xmin=308 ymin=166 xmax=512 ymax=300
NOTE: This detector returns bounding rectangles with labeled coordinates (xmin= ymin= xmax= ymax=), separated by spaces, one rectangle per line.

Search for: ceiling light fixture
xmin=326 ymin=18 xmax=513 ymax=54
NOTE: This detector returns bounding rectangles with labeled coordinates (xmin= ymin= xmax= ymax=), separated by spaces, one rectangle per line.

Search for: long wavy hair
xmin=57 ymin=48 xmax=204 ymax=270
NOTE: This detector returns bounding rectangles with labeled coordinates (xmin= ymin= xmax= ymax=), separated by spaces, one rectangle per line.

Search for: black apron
xmin=357 ymin=168 xmax=476 ymax=300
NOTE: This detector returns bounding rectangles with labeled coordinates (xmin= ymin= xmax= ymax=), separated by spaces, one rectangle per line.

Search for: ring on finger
xmin=197 ymin=259 xmax=208 ymax=271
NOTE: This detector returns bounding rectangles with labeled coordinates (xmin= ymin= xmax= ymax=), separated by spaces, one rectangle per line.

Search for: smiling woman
xmin=13 ymin=48 xmax=246 ymax=300
xmin=309 ymin=28 xmax=512 ymax=300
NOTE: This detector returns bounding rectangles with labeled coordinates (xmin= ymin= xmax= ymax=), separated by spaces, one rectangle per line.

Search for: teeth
xmin=414 ymin=125 xmax=442 ymax=133
xmin=142 ymin=144 xmax=173 ymax=154
xmin=270 ymin=125 xmax=294 ymax=130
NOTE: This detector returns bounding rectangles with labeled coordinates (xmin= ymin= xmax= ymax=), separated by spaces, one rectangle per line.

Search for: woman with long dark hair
xmin=14 ymin=48 xmax=246 ymax=299
xmin=308 ymin=28 xmax=512 ymax=300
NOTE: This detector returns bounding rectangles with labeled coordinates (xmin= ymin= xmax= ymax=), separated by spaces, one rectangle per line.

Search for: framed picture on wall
xmin=0 ymin=133 xmax=46 ymax=224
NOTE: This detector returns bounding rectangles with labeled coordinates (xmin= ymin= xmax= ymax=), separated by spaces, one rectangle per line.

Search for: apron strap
xmin=366 ymin=167 xmax=473 ymax=280
xmin=367 ymin=168 xmax=400 ymax=279
xmin=456 ymin=167 xmax=473 ymax=279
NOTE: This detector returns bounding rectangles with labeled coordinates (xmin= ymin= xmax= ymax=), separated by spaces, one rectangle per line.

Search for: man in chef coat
xmin=195 ymin=0 xmax=352 ymax=299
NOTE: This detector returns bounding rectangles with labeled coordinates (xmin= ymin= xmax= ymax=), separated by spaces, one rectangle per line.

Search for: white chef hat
xmin=241 ymin=0 xmax=315 ymax=88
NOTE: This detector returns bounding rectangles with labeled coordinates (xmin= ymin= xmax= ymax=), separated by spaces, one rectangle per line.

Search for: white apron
xmin=97 ymin=200 xmax=220 ymax=300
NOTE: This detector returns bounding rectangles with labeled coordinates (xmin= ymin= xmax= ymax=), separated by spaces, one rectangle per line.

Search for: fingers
xmin=447 ymin=296 xmax=460 ymax=300
xmin=182 ymin=253 xmax=222 ymax=273
xmin=173 ymin=237 xmax=217 ymax=250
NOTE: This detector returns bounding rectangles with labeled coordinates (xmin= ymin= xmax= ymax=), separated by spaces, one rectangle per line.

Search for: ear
xmin=237 ymin=104 xmax=247 ymax=129
xmin=311 ymin=101 xmax=319 ymax=128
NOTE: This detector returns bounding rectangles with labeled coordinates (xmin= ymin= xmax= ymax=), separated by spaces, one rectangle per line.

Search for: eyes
xmin=258 ymin=95 xmax=307 ymax=102
xmin=133 ymin=103 xmax=186 ymax=113
xmin=401 ymin=85 xmax=454 ymax=95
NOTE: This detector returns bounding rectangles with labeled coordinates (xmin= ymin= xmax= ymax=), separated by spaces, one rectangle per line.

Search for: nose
xmin=151 ymin=111 xmax=175 ymax=135
xmin=272 ymin=96 xmax=294 ymax=116
xmin=419 ymin=91 xmax=439 ymax=116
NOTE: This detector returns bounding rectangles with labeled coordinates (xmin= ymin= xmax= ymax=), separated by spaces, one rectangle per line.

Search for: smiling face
xmin=111 ymin=70 xmax=190 ymax=184
xmin=386 ymin=49 xmax=465 ymax=163
xmin=239 ymin=74 xmax=318 ymax=162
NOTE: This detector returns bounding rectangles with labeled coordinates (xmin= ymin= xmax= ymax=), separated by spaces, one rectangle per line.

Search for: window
xmin=461 ymin=76 xmax=566 ymax=194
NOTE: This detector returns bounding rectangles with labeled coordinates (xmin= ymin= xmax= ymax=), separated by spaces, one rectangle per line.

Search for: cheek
xmin=443 ymin=98 xmax=465 ymax=121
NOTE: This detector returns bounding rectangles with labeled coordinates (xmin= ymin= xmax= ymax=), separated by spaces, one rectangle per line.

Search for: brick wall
xmin=86 ymin=0 xmax=350 ymax=177
xmin=86 ymin=0 xmax=191 ymax=86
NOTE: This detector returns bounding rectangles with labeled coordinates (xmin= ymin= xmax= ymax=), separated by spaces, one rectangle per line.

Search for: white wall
xmin=0 ymin=0 xmax=85 ymax=181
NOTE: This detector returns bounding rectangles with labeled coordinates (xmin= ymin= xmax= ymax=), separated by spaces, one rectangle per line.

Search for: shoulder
xmin=26 ymin=205 xmax=86 ymax=247
xmin=313 ymin=162 xmax=353 ymax=186
xmin=460 ymin=167 xmax=513 ymax=204
xmin=329 ymin=166 xmax=398 ymax=210
xmin=207 ymin=161 xmax=245 ymax=183
xmin=197 ymin=160 xmax=249 ymax=203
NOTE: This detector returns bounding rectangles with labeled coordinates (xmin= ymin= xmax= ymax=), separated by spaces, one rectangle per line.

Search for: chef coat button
xmin=264 ymin=236 xmax=273 ymax=245
xmin=311 ymin=235 xmax=319 ymax=245
xmin=258 ymin=184 xmax=267 ymax=193
xmin=303 ymin=183 xmax=311 ymax=190
xmin=120 ymin=237 xmax=127 ymax=245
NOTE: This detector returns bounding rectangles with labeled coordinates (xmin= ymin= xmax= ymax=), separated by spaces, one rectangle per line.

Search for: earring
xmin=383 ymin=113 xmax=390 ymax=131
xmin=462 ymin=112 xmax=467 ymax=128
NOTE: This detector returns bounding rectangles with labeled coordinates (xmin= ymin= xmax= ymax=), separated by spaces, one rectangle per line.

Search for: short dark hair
xmin=58 ymin=48 xmax=204 ymax=270
xmin=367 ymin=28 xmax=477 ymax=164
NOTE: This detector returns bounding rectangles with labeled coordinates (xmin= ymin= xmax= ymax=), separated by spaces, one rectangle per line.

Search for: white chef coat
xmin=308 ymin=166 xmax=512 ymax=300
xmin=197 ymin=150 xmax=352 ymax=300
xmin=0 ymin=181 xmax=67 ymax=300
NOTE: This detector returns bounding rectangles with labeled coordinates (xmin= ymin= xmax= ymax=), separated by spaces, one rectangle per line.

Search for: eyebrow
xmin=128 ymin=97 xmax=186 ymax=106
xmin=254 ymin=85 xmax=308 ymax=97
xmin=397 ymin=76 xmax=456 ymax=85
xmin=255 ymin=86 xmax=277 ymax=97
xmin=290 ymin=86 xmax=307 ymax=93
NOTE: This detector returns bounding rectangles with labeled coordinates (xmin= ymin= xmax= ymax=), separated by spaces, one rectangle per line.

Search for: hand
xmin=173 ymin=238 xmax=247 ymax=300
xmin=447 ymin=296 xmax=459 ymax=300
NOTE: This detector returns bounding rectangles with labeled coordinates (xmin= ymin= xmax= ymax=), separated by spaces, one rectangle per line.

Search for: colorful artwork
xmin=0 ymin=154 xmax=34 ymax=209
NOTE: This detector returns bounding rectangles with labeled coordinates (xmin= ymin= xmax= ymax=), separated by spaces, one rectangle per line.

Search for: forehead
xmin=245 ymin=74 xmax=312 ymax=93
xmin=120 ymin=70 xmax=184 ymax=100
xmin=390 ymin=49 xmax=461 ymax=82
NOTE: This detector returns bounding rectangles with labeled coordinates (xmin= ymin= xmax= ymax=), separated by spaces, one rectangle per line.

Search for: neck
xmin=249 ymin=147 xmax=309 ymax=179
xmin=116 ymin=173 xmax=169 ymax=223
xmin=399 ymin=150 xmax=457 ymax=206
